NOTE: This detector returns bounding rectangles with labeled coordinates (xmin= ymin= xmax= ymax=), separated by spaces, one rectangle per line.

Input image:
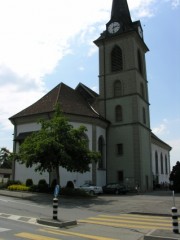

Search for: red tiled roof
xmin=10 ymin=83 xmax=101 ymax=120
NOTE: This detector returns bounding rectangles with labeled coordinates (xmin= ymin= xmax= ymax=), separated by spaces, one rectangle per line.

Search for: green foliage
xmin=66 ymin=181 xmax=74 ymax=189
xmin=7 ymin=184 xmax=30 ymax=191
xmin=6 ymin=180 xmax=21 ymax=187
xmin=17 ymin=105 xmax=100 ymax=185
xmin=169 ymin=161 xmax=180 ymax=192
xmin=0 ymin=147 xmax=13 ymax=169
xmin=38 ymin=179 xmax=48 ymax=192
xmin=26 ymin=179 xmax=33 ymax=187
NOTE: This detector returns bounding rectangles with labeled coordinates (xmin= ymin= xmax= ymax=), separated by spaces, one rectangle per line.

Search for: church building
xmin=10 ymin=0 xmax=171 ymax=191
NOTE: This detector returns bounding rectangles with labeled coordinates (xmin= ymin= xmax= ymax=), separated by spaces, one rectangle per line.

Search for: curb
xmin=144 ymin=229 xmax=180 ymax=240
xmin=37 ymin=218 xmax=77 ymax=228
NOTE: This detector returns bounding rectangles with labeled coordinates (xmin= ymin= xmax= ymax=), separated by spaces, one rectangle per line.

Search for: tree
xmin=17 ymin=106 xmax=100 ymax=185
xmin=169 ymin=161 xmax=180 ymax=192
xmin=0 ymin=147 xmax=12 ymax=169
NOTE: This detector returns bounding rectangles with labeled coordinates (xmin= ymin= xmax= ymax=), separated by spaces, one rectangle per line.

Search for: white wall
xmin=17 ymin=122 xmax=41 ymax=134
xmin=14 ymin=121 xmax=106 ymax=186
xmin=15 ymin=162 xmax=49 ymax=184
xmin=151 ymin=143 xmax=170 ymax=184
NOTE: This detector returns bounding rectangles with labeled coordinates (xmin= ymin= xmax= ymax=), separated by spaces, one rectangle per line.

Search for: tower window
xmin=118 ymin=171 xmax=124 ymax=182
xmin=111 ymin=46 xmax=123 ymax=72
xmin=140 ymin=83 xmax=145 ymax=99
xmin=117 ymin=144 xmax=123 ymax=155
xmin=115 ymin=105 xmax=123 ymax=122
xmin=114 ymin=80 xmax=122 ymax=97
xmin=142 ymin=107 xmax=146 ymax=124
xmin=137 ymin=49 xmax=143 ymax=75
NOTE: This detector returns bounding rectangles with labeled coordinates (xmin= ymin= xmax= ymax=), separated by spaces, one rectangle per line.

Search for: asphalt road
xmin=0 ymin=190 xmax=180 ymax=240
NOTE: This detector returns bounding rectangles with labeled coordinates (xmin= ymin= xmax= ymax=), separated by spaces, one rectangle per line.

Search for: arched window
xmin=137 ymin=49 xmax=143 ymax=75
xmin=114 ymin=80 xmax=122 ymax=97
xmin=161 ymin=153 xmax=164 ymax=174
xmin=140 ymin=83 xmax=145 ymax=99
xmin=165 ymin=155 xmax=168 ymax=174
xmin=115 ymin=105 xmax=123 ymax=122
xmin=111 ymin=46 xmax=123 ymax=72
xmin=98 ymin=136 xmax=104 ymax=169
xmin=143 ymin=107 xmax=146 ymax=124
xmin=155 ymin=151 xmax=159 ymax=174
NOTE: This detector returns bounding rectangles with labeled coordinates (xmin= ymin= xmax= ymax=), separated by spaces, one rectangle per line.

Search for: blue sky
xmin=0 ymin=0 xmax=179 ymax=168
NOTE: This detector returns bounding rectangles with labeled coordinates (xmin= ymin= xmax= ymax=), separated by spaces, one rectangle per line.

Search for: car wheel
xmin=115 ymin=189 xmax=119 ymax=195
xmin=89 ymin=190 xmax=95 ymax=196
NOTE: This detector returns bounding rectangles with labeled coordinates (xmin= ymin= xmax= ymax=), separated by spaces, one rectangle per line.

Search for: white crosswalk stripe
xmin=0 ymin=212 xmax=36 ymax=224
xmin=0 ymin=227 xmax=10 ymax=232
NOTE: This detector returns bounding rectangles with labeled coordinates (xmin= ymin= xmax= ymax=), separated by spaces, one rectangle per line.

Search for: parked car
xmin=78 ymin=183 xmax=103 ymax=195
xmin=102 ymin=183 xmax=128 ymax=195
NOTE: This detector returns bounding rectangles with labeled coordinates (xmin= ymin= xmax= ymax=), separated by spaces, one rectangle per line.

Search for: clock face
xmin=108 ymin=22 xmax=120 ymax=34
xmin=138 ymin=26 xmax=143 ymax=38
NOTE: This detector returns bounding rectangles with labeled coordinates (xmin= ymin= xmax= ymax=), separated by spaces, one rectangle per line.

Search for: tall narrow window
xmin=161 ymin=153 xmax=164 ymax=174
xmin=114 ymin=80 xmax=122 ymax=97
xmin=165 ymin=155 xmax=168 ymax=174
xmin=137 ymin=49 xmax=143 ymax=75
xmin=117 ymin=144 xmax=123 ymax=155
xmin=111 ymin=46 xmax=123 ymax=72
xmin=98 ymin=136 xmax=104 ymax=169
xmin=118 ymin=171 xmax=124 ymax=182
xmin=143 ymin=107 xmax=146 ymax=124
xmin=140 ymin=83 xmax=145 ymax=99
xmin=115 ymin=105 xmax=123 ymax=122
xmin=155 ymin=151 xmax=159 ymax=174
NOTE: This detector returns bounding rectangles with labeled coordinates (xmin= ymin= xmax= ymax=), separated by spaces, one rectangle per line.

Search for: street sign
xmin=54 ymin=184 xmax=60 ymax=198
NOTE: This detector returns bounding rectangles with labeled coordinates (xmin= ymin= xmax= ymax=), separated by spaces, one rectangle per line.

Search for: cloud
xmin=0 ymin=0 xmax=178 ymax=150
xmin=0 ymin=66 xmax=46 ymax=131
xmin=165 ymin=0 xmax=180 ymax=8
xmin=152 ymin=118 xmax=180 ymax=167
xmin=152 ymin=119 xmax=169 ymax=135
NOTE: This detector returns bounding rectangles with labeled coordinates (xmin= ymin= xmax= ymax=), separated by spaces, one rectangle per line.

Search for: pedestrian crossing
xmin=0 ymin=213 xmax=178 ymax=239
xmin=79 ymin=213 xmax=174 ymax=230
xmin=15 ymin=229 xmax=119 ymax=240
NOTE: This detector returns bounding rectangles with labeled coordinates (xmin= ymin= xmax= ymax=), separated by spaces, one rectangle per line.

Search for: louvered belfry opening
xmin=111 ymin=46 xmax=123 ymax=72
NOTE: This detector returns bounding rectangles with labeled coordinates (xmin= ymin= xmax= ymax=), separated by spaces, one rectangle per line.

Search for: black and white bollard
xmin=53 ymin=198 xmax=58 ymax=220
xmin=171 ymin=207 xmax=179 ymax=234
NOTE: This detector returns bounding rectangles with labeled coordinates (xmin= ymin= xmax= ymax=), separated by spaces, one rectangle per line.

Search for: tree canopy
xmin=169 ymin=161 xmax=180 ymax=192
xmin=0 ymin=147 xmax=12 ymax=169
xmin=18 ymin=106 xmax=100 ymax=185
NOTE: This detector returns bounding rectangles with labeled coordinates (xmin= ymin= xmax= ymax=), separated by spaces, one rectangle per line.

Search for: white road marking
xmin=0 ymin=227 xmax=10 ymax=232
xmin=0 ymin=198 xmax=44 ymax=208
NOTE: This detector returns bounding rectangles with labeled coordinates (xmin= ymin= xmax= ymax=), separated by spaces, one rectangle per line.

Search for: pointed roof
xmin=10 ymin=83 xmax=102 ymax=121
xmin=111 ymin=0 xmax=132 ymax=24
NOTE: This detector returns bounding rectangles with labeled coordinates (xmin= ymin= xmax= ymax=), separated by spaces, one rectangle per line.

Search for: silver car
xmin=79 ymin=183 xmax=103 ymax=195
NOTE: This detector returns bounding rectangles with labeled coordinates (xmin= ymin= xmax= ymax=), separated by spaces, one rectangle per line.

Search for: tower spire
xmin=111 ymin=0 xmax=132 ymax=24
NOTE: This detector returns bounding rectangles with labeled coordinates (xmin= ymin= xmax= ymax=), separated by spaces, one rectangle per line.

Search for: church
xmin=10 ymin=0 xmax=171 ymax=191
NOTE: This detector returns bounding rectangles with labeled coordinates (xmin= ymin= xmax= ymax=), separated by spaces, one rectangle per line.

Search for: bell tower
xmin=94 ymin=0 xmax=153 ymax=191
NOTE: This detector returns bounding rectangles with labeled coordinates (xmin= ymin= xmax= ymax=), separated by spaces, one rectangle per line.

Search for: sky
xmin=0 ymin=0 xmax=179 ymax=168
